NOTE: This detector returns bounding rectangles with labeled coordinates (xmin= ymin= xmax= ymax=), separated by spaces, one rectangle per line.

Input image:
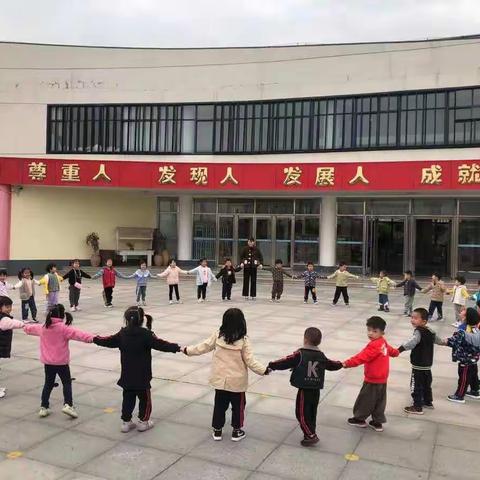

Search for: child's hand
xmin=182 ymin=346 xmax=188 ymax=355
xmin=342 ymin=362 xmax=347 ymax=368
xmin=264 ymin=367 xmax=272 ymax=375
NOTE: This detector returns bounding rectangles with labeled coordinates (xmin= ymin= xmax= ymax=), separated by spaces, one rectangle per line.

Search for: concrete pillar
xmin=177 ymin=195 xmax=193 ymax=261
xmin=0 ymin=186 xmax=11 ymax=263
xmin=320 ymin=196 xmax=337 ymax=267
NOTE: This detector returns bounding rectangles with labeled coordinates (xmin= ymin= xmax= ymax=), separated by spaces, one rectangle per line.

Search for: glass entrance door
xmin=218 ymin=216 xmax=234 ymax=263
xmin=237 ymin=217 xmax=254 ymax=264
xmin=415 ymin=219 xmax=451 ymax=276
xmin=275 ymin=217 xmax=292 ymax=267
xmin=255 ymin=218 xmax=272 ymax=266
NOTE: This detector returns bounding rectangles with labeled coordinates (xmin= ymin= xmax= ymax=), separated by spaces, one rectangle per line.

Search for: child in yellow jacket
xmin=370 ymin=271 xmax=396 ymax=312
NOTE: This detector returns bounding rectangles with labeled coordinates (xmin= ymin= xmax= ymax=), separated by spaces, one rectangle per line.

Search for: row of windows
xmin=47 ymin=86 xmax=480 ymax=154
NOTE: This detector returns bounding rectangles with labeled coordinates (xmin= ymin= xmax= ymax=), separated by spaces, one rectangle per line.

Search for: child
xmin=0 ymin=296 xmax=25 ymax=398
xmin=62 ymin=259 xmax=92 ymax=312
xmin=398 ymin=307 xmax=444 ymax=414
xmin=328 ymin=261 xmax=359 ymax=306
xmin=267 ymin=327 xmax=342 ymax=446
xmin=422 ymin=273 xmax=447 ymax=321
xmin=93 ymin=306 xmax=181 ymax=433
xmin=0 ymin=269 xmax=13 ymax=298
xmin=294 ymin=262 xmax=321 ymax=304
xmin=343 ymin=316 xmax=399 ymax=432
xmin=183 ymin=308 xmax=266 ymax=441
xmin=448 ymin=275 xmax=470 ymax=328
xmin=188 ymin=258 xmax=217 ymax=303
xmin=39 ymin=263 xmax=64 ymax=312
xmin=216 ymin=258 xmax=242 ymax=301
xmin=126 ymin=260 xmax=154 ymax=306
xmin=24 ymin=304 xmax=93 ymax=418
xmin=14 ymin=267 xmax=39 ymax=322
xmin=370 ymin=271 xmax=396 ymax=312
xmin=157 ymin=259 xmax=188 ymax=304
xmin=268 ymin=259 xmax=292 ymax=302
xmin=92 ymin=259 xmax=128 ymax=308
xmin=396 ymin=270 xmax=422 ymax=316
xmin=445 ymin=307 xmax=480 ymax=402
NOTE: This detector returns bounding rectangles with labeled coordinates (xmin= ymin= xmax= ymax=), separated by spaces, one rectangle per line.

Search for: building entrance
xmin=415 ymin=219 xmax=451 ymax=276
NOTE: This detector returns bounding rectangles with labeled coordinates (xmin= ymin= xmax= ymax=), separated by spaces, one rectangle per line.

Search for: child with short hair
xmin=267 ymin=327 xmax=342 ymax=446
xmin=94 ymin=306 xmax=181 ymax=433
xmin=39 ymin=263 xmax=64 ymax=311
xmin=92 ymin=259 xmax=128 ymax=308
xmin=188 ymin=258 xmax=217 ymax=303
xmin=14 ymin=267 xmax=39 ymax=322
xmin=126 ymin=260 xmax=154 ymax=306
xmin=396 ymin=270 xmax=422 ymax=316
xmin=0 ymin=296 xmax=25 ymax=398
xmin=422 ymin=273 xmax=447 ymax=321
xmin=448 ymin=275 xmax=470 ymax=328
xmin=0 ymin=269 xmax=13 ymax=298
xmin=215 ymin=258 xmax=242 ymax=301
xmin=24 ymin=304 xmax=94 ymax=419
xmin=294 ymin=262 xmax=321 ymax=304
xmin=183 ymin=308 xmax=266 ymax=442
xmin=157 ymin=258 xmax=188 ymax=304
xmin=343 ymin=316 xmax=399 ymax=432
xmin=370 ymin=270 xmax=396 ymax=312
xmin=268 ymin=259 xmax=292 ymax=302
xmin=62 ymin=259 xmax=92 ymax=312
xmin=445 ymin=307 xmax=480 ymax=402
xmin=398 ymin=307 xmax=444 ymax=414
xmin=328 ymin=261 xmax=359 ymax=306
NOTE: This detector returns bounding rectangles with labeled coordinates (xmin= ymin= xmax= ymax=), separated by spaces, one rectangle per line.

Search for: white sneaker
xmin=75 ymin=306 xmax=82 ymax=311
xmin=137 ymin=420 xmax=154 ymax=432
xmin=0 ymin=387 xmax=6 ymax=398
xmin=169 ymin=300 xmax=173 ymax=305
xmin=70 ymin=306 xmax=76 ymax=312
xmin=121 ymin=421 xmax=137 ymax=433
xmin=244 ymin=296 xmax=249 ymax=301
xmin=197 ymin=299 xmax=204 ymax=303
xmin=38 ymin=407 xmax=50 ymax=418
xmin=108 ymin=304 xmax=114 ymax=308
xmin=142 ymin=301 xmax=147 ymax=306
xmin=177 ymin=300 xmax=182 ymax=304
xmin=62 ymin=404 xmax=78 ymax=418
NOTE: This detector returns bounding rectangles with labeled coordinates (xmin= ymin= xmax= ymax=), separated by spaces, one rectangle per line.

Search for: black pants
xmin=455 ymin=364 xmax=480 ymax=398
xmin=242 ymin=268 xmax=257 ymax=298
xmin=333 ymin=286 xmax=349 ymax=305
xmin=353 ymin=382 xmax=387 ymax=424
xmin=428 ymin=300 xmax=443 ymax=319
xmin=212 ymin=389 xmax=246 ymax=430
xmin=222 ymin=282 xmax=233 ymax=300
xmin=304 ymin=286 xmax=317 ymax=302
xmin=69 ymin=285 xmax=81 ymax=307
xmin=169 ymin=284 xmax=180 ymax=301
xmin=121 ymin=388 xmax=152 ymax=422
xmin=136 ymin=285 xmax=147 ymax=302
xmin=272 ymin=280 xmax=283 ymax=299
xmin=197 ymin=282 xmax=208 ymax=299
xmin=41 ymin=364 xmax=72 ymax=408
xmin=103 ymin=287 xmax=113 ymax=306
xmin=410 ymin=369 xmax=433 ymax=408
xmin=295 ymin=388 xmax=320 ymax=438
xmin=21 ymin=296 xmax=37 ymax=320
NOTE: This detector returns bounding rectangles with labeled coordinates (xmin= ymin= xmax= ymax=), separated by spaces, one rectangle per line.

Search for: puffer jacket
xmin=447 ymin=329 xmax=480 ymax=365
xmin=185 ymin=331 xmax=266 ymax=392
xmin=423 ymin=281 xmax=447 ymax=302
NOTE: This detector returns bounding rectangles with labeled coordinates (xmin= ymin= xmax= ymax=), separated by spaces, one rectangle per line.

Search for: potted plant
xmin=126 ymin=242 xmax=135 ymax=251
xmin=86 ymin=232 xmax=101 ymax=267
xmin=153 ymin=229 xmax=167 ymax=267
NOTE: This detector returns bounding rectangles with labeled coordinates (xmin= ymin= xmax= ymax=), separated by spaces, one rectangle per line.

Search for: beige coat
xmin=423 ymin=280 xmax=446 ymax=302
xmin=185 ymin=332 xmax=266 ymax=392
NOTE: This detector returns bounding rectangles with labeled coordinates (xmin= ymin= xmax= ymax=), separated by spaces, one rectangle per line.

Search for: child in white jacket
xmin=188 ymin=258 xmax=217 ymax=303
xmin=183 ymin=308 xmax=266 ymax=441
xmin=157 ymin=259 xmax=188 ymax=304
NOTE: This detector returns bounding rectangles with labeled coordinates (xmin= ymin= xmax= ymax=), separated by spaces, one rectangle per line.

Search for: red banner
xmin=0 ymin=157 xmax=480 ymax=191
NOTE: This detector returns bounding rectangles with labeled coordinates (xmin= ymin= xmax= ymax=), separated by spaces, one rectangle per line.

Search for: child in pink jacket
xmin=157 ymin=259 xmax=188 ymax=304
xmin=24 ymin=303 xmax=94 ymax=419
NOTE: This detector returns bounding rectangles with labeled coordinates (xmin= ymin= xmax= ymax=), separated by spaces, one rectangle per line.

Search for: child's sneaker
xmin=303 ymin=300 xmax=308 ymax=304
xmin=447 ymin=394 xmax=465 ymax=404
xmin=142 ymin=301 xmax=147 ymax=306
xmin=70 ymin=306 xmax=76 ymax=312
xmin=378 ymin=306 xmax=384 ymax=311
xmin=212 ymin=429 xmax=222 ymax=441
xmin=423 ymin=403 xmax=435 ymax=409
xmin=403 ymin=405 xmax=424 ymax=415
xmin=197 ymin=299 xmax=204 ymax=303
xmin=231 ymin=429 xmax=246 ymax=442
xmin=137 ymin=420 xmax=154 ymax=432
xmin=368 ymin=420 xmax=383 ymax=432
xmin=75 ymin=306 xmax=82 ymax=311
xmin=466 ymin=391 xmax=480 ymax=399
xmin=301 ymin=435 xmax=319 ymax=446
xmin=270 ymin=299 xmax=275 ymax=302
xmin=169 ymin=300 xmax=173 ymax=305
xmin=437 ymin=317 xmax=444 ymax=322
xmin=244 ymin=296 xmax=249 ymax=301
xmin=107 ymin=304 xmax=114 ymax=308
xmin=38 ymin=407 xmax=50 ymax=418
xmin=384 ymin=306 xmax=390 ymax=312
xmin=0 ymin=387 xmax=6 ymax=398
xmin=251 ymin=297 xmax=256 ymax=301
xmin=313 ymin=300 xmax=319 ymax=304
xmin=347 ymin=417 xmax=367 ymax=428
xmin=332 ymin=302 xmax=337 ymax=306
xmin=62 ymin=404 xmax=78 ymax=418
xmin=121 ymin=421 xmax=136 ymax=433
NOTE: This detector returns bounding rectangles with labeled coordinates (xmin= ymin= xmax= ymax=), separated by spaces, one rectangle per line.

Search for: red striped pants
xmin=295 ymin=388 xmax=320 ymax=438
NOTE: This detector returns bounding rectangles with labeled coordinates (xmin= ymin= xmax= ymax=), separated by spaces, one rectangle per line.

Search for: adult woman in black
xmin=240 ymin=238 xmax=263 ymax=300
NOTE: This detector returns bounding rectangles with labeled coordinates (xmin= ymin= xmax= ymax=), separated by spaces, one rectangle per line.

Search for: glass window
xmin=158 ymin=198 xmax=178 ymax=213
xmin=338 ymin=200 xmax=364 ymax=215
xmin=336 ymin=217 xmax=363 ymax=266
xmin=296 ymin=199 xmax=321 ymax=215
xmin=196 ymin=121 xmax=213 ymax=152
xmin=458 ymin=219 xmax=480 ymax=272
xmin=459 ymin=201 xmax=480 ymax=215
xmin=158 ymin=213 xmax=177 ymax=257
xmin=218 ymin=199 xmax=254 ymax=214
xmin=413 ymin=199 xmax=456 ymax=215
xmin=193 ymin=199 xmax=217 ymax=213
xmin=366 ymin=200 xmax=410 ymax=215
xmin=294 ymin=217 xmax=319 ymax=264
xmin=256 ymin=199 xmax=293 ymax=214
xmin=192 ymin=214 xmax=216 ymax=260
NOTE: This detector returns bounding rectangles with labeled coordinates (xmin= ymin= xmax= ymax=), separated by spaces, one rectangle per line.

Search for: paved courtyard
xmin=0 ymin=274 xmax=479 ymax=479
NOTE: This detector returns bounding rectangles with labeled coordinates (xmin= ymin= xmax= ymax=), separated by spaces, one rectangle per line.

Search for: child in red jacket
xmin=343 ymin=316 xmax=399 ymax=432
xmin=92 ymin=259 xmax=128 ymax=308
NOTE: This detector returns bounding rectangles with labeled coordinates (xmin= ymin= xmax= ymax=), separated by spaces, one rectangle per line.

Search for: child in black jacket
xmin=62 ymin=259 xmax=92 ymax=312
xmin=93 ymin=306 xmax=181 ymax=433
xmin=396 ymin=270 xmax=422 ymax=316
xmin=216 ymin=258 xmax=242 ymax=301
xmin=267 ymin=327 xmax=342 ymax=446
xmin=268 ymin=259 xmax=292 ymax=302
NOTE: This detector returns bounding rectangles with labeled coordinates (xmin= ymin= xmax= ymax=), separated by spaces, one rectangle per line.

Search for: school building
xmin=1 ymin=37 xmax=480 ymax=276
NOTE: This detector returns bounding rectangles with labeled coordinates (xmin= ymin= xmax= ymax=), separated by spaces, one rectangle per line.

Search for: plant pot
xmin=90 ymin=253 xmax=101 ymax=267
xmin=154 ymin=253 xmax=163 ymax=267
xmin=161 ymin=249 xmax=169 ymax=266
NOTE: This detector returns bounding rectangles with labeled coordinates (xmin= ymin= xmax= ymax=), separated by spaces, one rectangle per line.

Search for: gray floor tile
xmin=0 ymin=419 xmax=62 ymax=452
xmin=431 ymin=445 xmax=479 ymax=479
xmin=339 ymin=459 xmax=428 ymax=480
xmin=0 ymin=457 xmax=67 ymax=479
